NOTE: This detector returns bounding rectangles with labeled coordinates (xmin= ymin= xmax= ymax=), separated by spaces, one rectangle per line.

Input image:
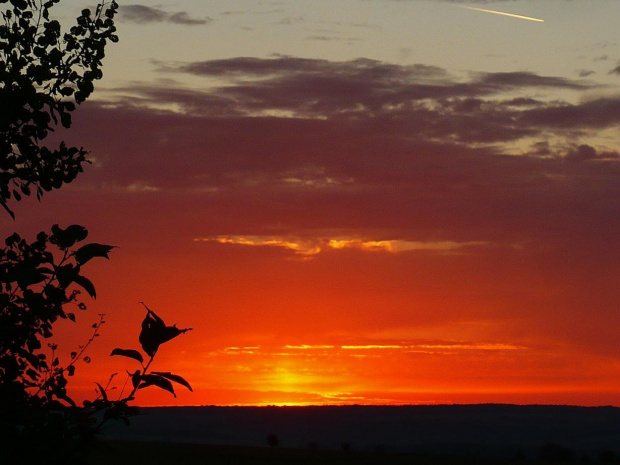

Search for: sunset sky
xmin=7 ymin=0 xmax=620 ymax=406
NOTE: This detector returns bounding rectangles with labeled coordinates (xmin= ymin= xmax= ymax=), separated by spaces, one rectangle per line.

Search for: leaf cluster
xmin=110 ymin=304 xmax=193 ymax=399
xmin=0 ymin=225 xmax=115 ymax=463
xmin=1 ymin=2 xmax=195 ymax=463
xmin=0 ymin=0 xmax=119 ymax=218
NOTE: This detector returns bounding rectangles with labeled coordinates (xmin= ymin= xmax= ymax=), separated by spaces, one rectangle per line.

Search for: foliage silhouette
xmin=0 ymin=232 xmax=193 ymax=462
xmin=138 ymin=301 xmax=192 ymax=357
xmin=1 ymin=0 xmax=194 ymax=463
xmin=0 ymin=225 xmax=119 ymax=464
xmin=0 ymin=0 xmax=118 ymax=218
xmin=110 ymin=302 xmax=193 ymax=400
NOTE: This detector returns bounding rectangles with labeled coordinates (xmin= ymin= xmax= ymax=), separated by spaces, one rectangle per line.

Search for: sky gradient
xmin=6 ymin=0 xmax=620 ymax=406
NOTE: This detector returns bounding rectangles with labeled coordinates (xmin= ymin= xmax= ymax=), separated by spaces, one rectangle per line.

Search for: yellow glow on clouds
xmin=218 ymin=342 xmax=526 ymax=356
xmin=194 ymin=235 xmax=487 ymax=257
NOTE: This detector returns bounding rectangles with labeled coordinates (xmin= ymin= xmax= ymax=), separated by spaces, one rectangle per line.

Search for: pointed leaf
xmin=138 ymin=374 xmax=176 ymax=397
xmin=56 ymin=264 xmax=77 ymax=288
xmin=95 ymin=382 xmax=108 ymax=402
xmin=74 ymin=243 xmax=116 ymax=265
xmin=130 ymin=370 xmax=141 ymax=389
xmin=73 ymin=274 xmax=96 ymax=298
xmin=139 ymin=308 xmax=192 ymax=356
xmin=110 ymin=348 xmax=144 ymax=364
xmin=1 ymin=201 xmax=15 ymax=220
xmin=152 ymin=372 xmax=193 ymax=392
xmin=57 ymin=391 xmax=77 ymax=407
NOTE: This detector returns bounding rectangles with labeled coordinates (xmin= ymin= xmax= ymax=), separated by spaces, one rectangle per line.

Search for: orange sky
xmin=5 ymin=0 xmax=620 ymax=407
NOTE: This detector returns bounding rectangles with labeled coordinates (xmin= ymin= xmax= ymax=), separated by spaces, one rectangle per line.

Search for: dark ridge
xmin=102 ymin=404 xmax=620 ymax=460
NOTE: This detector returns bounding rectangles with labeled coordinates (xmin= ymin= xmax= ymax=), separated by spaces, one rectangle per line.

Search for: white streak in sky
xmin=460 ymin=6 xmax=544 ymax=23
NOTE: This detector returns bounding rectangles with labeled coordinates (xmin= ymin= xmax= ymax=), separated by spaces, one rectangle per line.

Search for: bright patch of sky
xmin=58 ymin=0 xmax=620 ymax=91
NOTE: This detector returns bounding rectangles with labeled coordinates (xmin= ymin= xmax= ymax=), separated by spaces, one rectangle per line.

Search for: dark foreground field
xmin=101 ymin=404 xmax=620 ymax=462
xmin=88 ymin=440 xmax=532 ymax=465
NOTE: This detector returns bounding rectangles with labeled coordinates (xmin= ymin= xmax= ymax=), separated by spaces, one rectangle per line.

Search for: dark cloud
xmin=119 ymin=4 xmax=212 ymax=25
xmin=162 ymin=56 xmax=446 ymax=79
xmin=565 ymin=144 xmax=620 ymax=163
xmin=475 ymin=71 xmax=591 ymax=90
xmin=164 ymin=57 xmax=591 ymax=95
xmin=578 ymin=69 xmax=595 ymax=78
xmin=62 ymin=107 xmax=620 ymax=246
xmin=48 ymin=56 xmax=619 ymax=254
xmin=501 ymin=97 xmax=544 ymax=107
xmin=306 ymin=36 xmax=361 ymax=42
xmin=140 ymin=58 xmax=607 ymax=145
xmin=521 ymin=98 xmax=620 ymax=130
xmin=35 ymin=51 xmax=620 ymax=357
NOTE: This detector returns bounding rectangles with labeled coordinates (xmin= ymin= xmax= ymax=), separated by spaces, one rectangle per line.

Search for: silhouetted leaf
xmin=1 ymin=201 xmax=15 ymax=220
xmin=15 ymin=268 xmax=47 ymax=286
xmin=130 ymin=370 xmax=141 ymax=389
xmin=74 ymin=243 xmax=116 ymax=264
xmin=56 ymin=264 xmax=77 ymax=288
xmin=152 ymin=372 xmax=193 ymax=392
xmin=139 ymin=305 xmax=192 ymax=356
xmin=95 ymin=382 xmax=107 ymax=401
xmin=138 ymin=374 xmax=176 ymax=397
xmin=110 ymin=348 xmax=144 ymax=364
xmin=50 ymin=224 xmax=88 ymax=248
xmin=73 ymin=274 xmax=96 ymax=298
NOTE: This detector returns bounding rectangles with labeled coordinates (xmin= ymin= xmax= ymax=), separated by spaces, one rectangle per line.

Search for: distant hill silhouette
xmin=102 ymin=404 xmax=620 ymax=460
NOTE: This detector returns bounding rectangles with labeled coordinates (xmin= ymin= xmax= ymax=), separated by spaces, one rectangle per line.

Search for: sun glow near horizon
xmin=96 ymin=337 xmax=618 ymax=408
xmin=24 ymin=0 xmax=620 ymax=409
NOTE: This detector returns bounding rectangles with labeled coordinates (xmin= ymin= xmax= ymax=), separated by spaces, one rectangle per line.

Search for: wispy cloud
xmin=578 ymin=69 xmax=596 ymax=78
xmin=199 ymin=236 xmax=322 ymax=256
xmin=119 ymin=4 xmax=212 ymax=25
xmin=64 ymin=55 xmax=620 ymax=281
xmin=327 ymin=239 xmax=487 ymax=253
xmin=194 ymin=235 xmax=488 ymax=257
xmin=212 ymin=341 xmax=527 ymax=357
xmin=285 ymin=345 xmax=335 ymax=350
xmin=126 ymin=182 xmax=160 ymax=193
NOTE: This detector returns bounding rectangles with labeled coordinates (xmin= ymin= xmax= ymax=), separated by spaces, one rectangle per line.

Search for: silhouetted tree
xmin=0 ymin=0 xmax=118 ymax=218
xmin=0 ymin=225 xmax=118 ymax=464
xmin=1 ymin=1 xmax=194 ymax=463
xmin=267 ymin=433 xmax=280 ymax=448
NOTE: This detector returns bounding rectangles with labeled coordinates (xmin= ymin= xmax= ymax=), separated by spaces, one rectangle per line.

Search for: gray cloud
xmin=119 ymin=4 xmax=212 ymax=25
xmin=143 ymin=57 xmax=609 ymax=145
xmin=34 ymin=50 xmax=620 ymax=363
xmin=565 ymin=144 xmax=620 ymax=163
xmin=82 ymin=57 xmax=620 ymax=216
xmin=474 ymin=71 xmax=591 ymax=90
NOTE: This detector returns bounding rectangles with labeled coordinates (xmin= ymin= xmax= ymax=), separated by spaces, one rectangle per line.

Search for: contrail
xmin=460 ymin=6 xmax=544 ymax=23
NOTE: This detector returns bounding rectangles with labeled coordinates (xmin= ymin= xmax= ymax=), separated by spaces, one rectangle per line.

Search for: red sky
xmin=5 ymin=1 xmax=620 ymax=406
